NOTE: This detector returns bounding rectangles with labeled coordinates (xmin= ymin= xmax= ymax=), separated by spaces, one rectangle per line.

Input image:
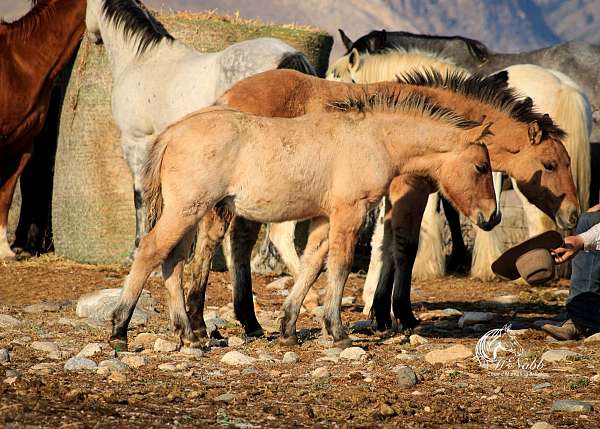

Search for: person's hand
xmin=551 ymin=235 xmax=584 ymax=264
xmin=588 ymin=204 xmax=600 ymax=213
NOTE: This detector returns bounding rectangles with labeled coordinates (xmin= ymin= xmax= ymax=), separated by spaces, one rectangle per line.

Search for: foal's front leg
xmin=323 ymin=205 xmax=367 ymax=348
xmin=280 ymin=217 xmax=329 ymax=345
xmin=389 ymin=178 xmax=431 ymax=331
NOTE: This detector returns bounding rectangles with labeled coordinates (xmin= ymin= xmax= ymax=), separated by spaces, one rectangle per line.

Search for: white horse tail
xmin=277 ymin=52 xmax=318 ymax=76
xmin=142 ymin=134 xmax=170 ymax=229
xmin=412 ymin=193 xmax=445 ymax=281
xmin=548 ymin=70 xmax=592 ymax=211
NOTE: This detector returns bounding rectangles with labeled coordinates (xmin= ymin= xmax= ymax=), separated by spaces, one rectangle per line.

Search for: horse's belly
xmin=231 ymin=196 xmax=323 ymax=224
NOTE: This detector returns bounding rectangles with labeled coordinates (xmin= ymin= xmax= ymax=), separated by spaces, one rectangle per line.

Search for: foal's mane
xmin=0 ymin=0 xmax=55 ymax=41
xmin=398 ymin=68 xmax=567 ymax=140
xmin=102 ymin=0 xmax=174 ymax=55
xmin=328 ymin=90 xmax=480 ymax=130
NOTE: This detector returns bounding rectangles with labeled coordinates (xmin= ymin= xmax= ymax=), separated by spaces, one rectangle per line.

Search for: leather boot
xmin=541 ymin=319 xmax=583 ymax=341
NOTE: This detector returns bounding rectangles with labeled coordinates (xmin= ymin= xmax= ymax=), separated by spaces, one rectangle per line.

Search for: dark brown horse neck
xmin=0 ymin=0 xmax=85 ymax=145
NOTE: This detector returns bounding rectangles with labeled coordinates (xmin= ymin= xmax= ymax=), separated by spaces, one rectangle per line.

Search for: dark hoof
xmin=209 ymin=329 xmax=223 ymax=340
xmin=278 ymin=335 xmax=298 ymax=346
xmin=333 ymin=337 xmax=353 ymax=349
xmin=398 ymin=315 xmax=421 ymax=332
xmin=183 ymin=336 xmax=202 ymax=349
xmin=109 ymin=338 xmax=128 ymax=352
xmin=245 ymin=327 xmax=264 ymax=339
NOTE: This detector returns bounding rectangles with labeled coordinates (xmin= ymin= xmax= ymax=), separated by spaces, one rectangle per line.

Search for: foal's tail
xmin=143 ymin=134 xmax=170 ymax=230
xmin=277 ymin=51 xmax=318 ymax=76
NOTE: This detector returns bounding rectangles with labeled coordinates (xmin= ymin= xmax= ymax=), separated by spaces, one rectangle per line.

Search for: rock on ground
xmin=394 ymin=365 xmax=418 ymax=388
xmin=531 ymin=422 xmax=555 ymax=429
xmin=179 ymin=347 xmax=204 ymax=359
xmin=98 ymin=358 xmax=128 ymax=372
xmin=0 ymin=314 xmax=21 ymax=328
xmin=311 ymin=367 xmax=330 ymax=378
xmin=541 ymin=349 xmax=581 ymax=363
xmin=551 ymin=399 xmax=593 ymax=412
xmin=584 ymin=332 xmax=600 ymax=343
xmin=214 ymin=393 xmax=235 ymax=403
xmin=31 ymin=341 xmax=59 ymax=354
xmin=0 ymin=349 xmax=10 ymax=363
xmin=77 ymin=343 xmax=103 ymax=358
xmin=76 ymin=288 xmax=156 ymax=325
xmin=220 ymin=351 xmax=257 ymax=366
xmin=120 ymin=354 xmax=147 ymax=368
xmin=282 ymin=351 xmax=299 ymax=364
xmin=339 ymin=347 xmax=366 ymax=361
xmin=227 ymin=336 xmax=244 ymax=347
xmin=409 ymin=334 xmax=428 ymax=346
xmin=458 ymin=312 xmax=495 ymax=328
xmin=153 ymin=338 xmax=179 ymax=353
xmin=425 ymin=344 xmax=473 ymax=364
xmin=64 ymin=357 xmax=97 ymax=371
xmin=132 ymin=332 xmax=159 ymax=349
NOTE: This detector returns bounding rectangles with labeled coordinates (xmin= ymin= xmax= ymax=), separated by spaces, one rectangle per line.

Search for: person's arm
xmin=579 ymin=222 xmax=600 ymax=251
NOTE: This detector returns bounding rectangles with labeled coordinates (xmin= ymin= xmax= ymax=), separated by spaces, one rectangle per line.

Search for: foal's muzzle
xmin=477 ymin=209 xmax=502 ymax=232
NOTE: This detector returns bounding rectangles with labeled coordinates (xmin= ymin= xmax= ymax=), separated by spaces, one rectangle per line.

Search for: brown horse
xmin=182 ymin=69 xmax=577 ymax=340
xmin=110 ymin=95 xmax=497 ymax=349
xmin=0 ymin=0 xmax=84 ymax=259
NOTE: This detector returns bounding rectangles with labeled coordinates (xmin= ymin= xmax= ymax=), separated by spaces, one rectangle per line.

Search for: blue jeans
xmin=568 ymin=211 xmax=600 ymax=302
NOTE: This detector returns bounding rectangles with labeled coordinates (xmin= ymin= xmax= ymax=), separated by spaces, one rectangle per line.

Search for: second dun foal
xmin=109 ymin=93 xmax=498 ymax=349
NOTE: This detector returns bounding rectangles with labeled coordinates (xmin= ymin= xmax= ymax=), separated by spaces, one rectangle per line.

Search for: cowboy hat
xmin=491 ymin=230 xmax=563 ymax=285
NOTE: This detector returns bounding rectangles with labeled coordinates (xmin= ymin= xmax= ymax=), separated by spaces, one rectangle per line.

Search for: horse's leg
xmin=280 ymin=217 xmax=329 ymax=344
xmin=269 ymin=221 xmax=300 ymax=277
xmin=250 ymin=224 xmax=288 ymax=275
xmin=442 ymin=197 xmax=469 ymax=274
xmin=186 ymin=208 xmax=232 ymax=338
xmin=362 ymin=198 xmax=390 ymax=316
xmin=229 ymin=216 xmax=263 ymax=337
xmin=162 ymin=230 xmax=201 ymax=347
xmin=110 ymin=206 xmax=203 ymax=349
xmin=121 ymin=136 xmax=150 ymax=252
xmin=322 ymin=205 xmax=367 ymax=348
xmin=0 ymin=146 xmax=33 ymax=260
xmin=390 ymin=177 xmax=432 ymax=331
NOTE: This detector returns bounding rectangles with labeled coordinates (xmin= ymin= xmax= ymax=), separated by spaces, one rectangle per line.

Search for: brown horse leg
xmin=186 ymin=208 xmax=232 ymax=338
xmin=322 ymin=205 xmax=367 ymax=348
xmin=229 ymin=217 xmax=263 ymax=337
xmin=0 ymin=148 xmax=33 ymax=260
xmin=389 ymin=177 xmax=432 ymax=331
xmin=111 ymin=206 xmax=202 ymax=349
xmin=280 ymin=217 xmax=329 ymax=344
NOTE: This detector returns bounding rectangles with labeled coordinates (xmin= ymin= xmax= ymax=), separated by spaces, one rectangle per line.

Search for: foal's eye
xmin=543 ymin=161 xmax=556 ymax=172
xmin=475 ymin=163 xmax=489 ymax=174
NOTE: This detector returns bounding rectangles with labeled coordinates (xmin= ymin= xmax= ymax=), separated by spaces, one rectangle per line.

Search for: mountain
xmin=145 ymin=0 xmax=599 ymax=60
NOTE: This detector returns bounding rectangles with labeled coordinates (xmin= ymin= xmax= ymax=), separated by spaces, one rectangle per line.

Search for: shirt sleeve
xmin=578 ymin=222 xmax=600 ymax=251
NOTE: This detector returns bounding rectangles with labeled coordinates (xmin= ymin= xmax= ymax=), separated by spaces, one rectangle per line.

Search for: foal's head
xmin=437 ymin=123 xmax=500 ymax=231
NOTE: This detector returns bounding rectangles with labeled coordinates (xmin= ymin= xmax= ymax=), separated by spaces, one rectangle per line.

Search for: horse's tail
xmin=550 ymin=71 xmax=592 ymax=211
xmin=143 ymin=134 xmax=170 ymax=230
xmin=277 ymin=51 xmax=318 ymax=76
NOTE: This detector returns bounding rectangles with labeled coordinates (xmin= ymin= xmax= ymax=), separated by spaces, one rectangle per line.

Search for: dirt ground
xmin=0 ymin=255 xmax=599 ymax=428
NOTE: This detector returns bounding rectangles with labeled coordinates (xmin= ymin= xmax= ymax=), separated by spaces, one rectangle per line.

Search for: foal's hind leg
xmin=280 ymin=217 xmax=329 ymax=345
xmin=186 ymin=208 xmax=232 ymax=338
xmin=110 ymin=208 xmax=202 ymax=350
xmin=269 ymin=221 xmax=301 ymax=277
xmin=163 ymin=231 xmax=201 ymax=347
xmin=322 ymin=205 xmax=367 ymax=348
xmin=229 ymin=217 xmax=263 ymax=337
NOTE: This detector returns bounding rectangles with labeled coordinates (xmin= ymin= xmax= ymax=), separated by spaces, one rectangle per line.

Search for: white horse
xmin=85 ymin=0 xmax=315 ymax=249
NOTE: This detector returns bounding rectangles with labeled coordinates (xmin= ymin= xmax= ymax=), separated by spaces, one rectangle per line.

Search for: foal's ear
xmin=348 ymin=48 xmax=361 ymax=73
xmin=528 ymin=121 xmax=542 ymax=145
xmin=467 ymin=121 xmax=494 ymax=143
xmin=339 ymin=29 xmax=353 ymax=51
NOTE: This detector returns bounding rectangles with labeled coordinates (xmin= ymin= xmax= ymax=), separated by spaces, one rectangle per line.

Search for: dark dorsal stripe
xmin=398 ymin=68 xmax=566 ymax=140
xmin=102 ymin=0 xmax=174 ymax=55
xmin=328 ymin=90 xmax=480 ymax=130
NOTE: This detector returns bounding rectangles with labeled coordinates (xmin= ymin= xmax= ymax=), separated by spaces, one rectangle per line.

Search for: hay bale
xmin=53 ymin=12 xmax=332 ymax=264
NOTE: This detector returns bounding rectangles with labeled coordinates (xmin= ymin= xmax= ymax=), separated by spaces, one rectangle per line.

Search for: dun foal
xmin=110 ymin=94 xmax=498 ymax=348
